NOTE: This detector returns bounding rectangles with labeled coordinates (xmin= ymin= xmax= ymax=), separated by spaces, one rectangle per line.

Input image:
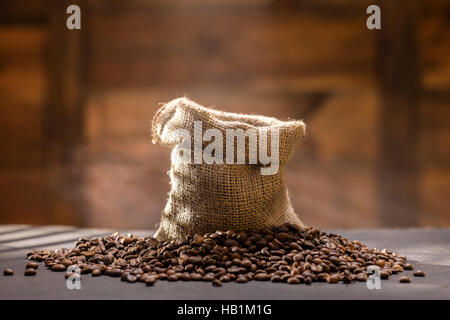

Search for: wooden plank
xmin=419 ymin=9 xmax=450 ymax=90
xmin=420 ymin=167 xmax=450 ymax=227
xmin=88 ymin=10 xmax=374 ymax=88
xmin=376 ymin=0 xmax=421 ymax=227
xmin=0 ymin=27 xmax=46 ymax=166
xmin=41 ymin=0 xmax=89 ymax=226
xmin=0 ymin=0 xmax=46 ymax=25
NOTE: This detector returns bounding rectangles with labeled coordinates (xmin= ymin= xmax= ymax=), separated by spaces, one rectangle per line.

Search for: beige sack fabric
xmin=152 ymin=97 xmax=306 ymax=240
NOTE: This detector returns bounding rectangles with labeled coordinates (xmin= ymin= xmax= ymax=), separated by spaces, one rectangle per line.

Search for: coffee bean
xmin=355 ymin=273 xmax=367 ymax=282
xmin=326 ymin=274 xmax=339 ymax=283
xmin=224 ymin=239 xmax=239 ymax=247
xmin=212 ymin=279 xmax=223 ymax=287
xmin=26 ymin=262 xmax=38 ymax=270
xmin=3 ymin=268 xmax=14 ymax=276
xmin=287 ymin=277 xmax=300 ymax=284
xmin=51 ymin=264 xmax=66 ymax=272
xmin=399 ymin=276 xmax=411 ymax=283
xmin=145 ymin=276 xmax=156 ymax=286
xmin=219 ymin=274 xmax=230 ymax=282
xmin=181 ymin=273 xmax=191 ymax=281
xmin=121 ymin=237 xmax=132 ymax=246
xmin=403 ymin=263 xmax=414 ymax=270
xmin=126 ymin=275 xmax=137 ymax=283
xmin=26 ymin=223 xmax=412 ymax=287
xmin=276 ymin=233 xmax=290 ymax=242
xmin=254 ymin=273 xmax=270 ymax=281
xmin=271 ymin=275 xmax=281 ymax=282
xmin=391 ymin=264 xmax=403 ymax=273
xmin=376 ymin=259 xmax=386 ymax=267
xmin=168 ymin=274 xmax=178 ymax=281
xmin=202 ymin=274 xmax=214 ymax=282
xmin=413 ymin=270 xmax=425 ymax=277
xmin=24 ymin=268 xmax=37 ymax=276
xmin=108 ymin=269 xmax=122 ymax=277
xmin=92 ymin=269 xmax=102 ymax=277
xmin=191 ymin=273 xmax=203 ymax=281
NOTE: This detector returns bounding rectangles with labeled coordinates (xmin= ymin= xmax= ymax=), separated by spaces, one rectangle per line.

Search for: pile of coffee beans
xmin=25 ymin=223 xmax=424 ymax=286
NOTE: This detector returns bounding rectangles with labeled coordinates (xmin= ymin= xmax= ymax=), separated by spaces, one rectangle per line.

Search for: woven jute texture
xmin=152 ymin=97 xmax=306 ymax=240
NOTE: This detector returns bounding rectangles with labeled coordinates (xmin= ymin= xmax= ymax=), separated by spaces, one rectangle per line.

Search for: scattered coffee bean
xmin=287 ymin=277 xmax=300 ymax=284
xmin=391 ymin=264 xmax=403 ymax=273
xmin=413 ymin=270 xmax=425 ymax=277
xmin=24 ymin=268 xmax=36 ymax=276
xmin=326 ymin=274 xmax=339 ymax=283
xmin=376 ymin=259 xmax=386 ymax=267
xmin=213 ymin=279 xmax=223 ymax=287
xmin=254 ymin=273 xmax=270 ymax=281
xmin=26 ymin=223 xmax=415 ymax=287
xmin=236 ymin=276 xmax=248 ymax=283
xmin=145 ymin=276 xmax=156 ymax=286
xmin=399 ymin=276 xmax=411 ymax=283
xmin=191 ymin=273 xmax=203 ymax=281
xmin=108 ymin=269 xmax=122 ymax=277
xmin=355 ymin=273 xmax=367 ymax=282
xmin=51 ymin=264 xmax=66 ymax=272
xmin=92 ymin=269 xmax=102 ymax=277
xmin=403 ymin=263 xmax=414 ymax=270
xmin=26 ymin=262 xmax=38 ymax=270
xmin=3 ymin=268 xmax=14 ymax=276
xmin=168 ymin=274 xmax=178 ymax=281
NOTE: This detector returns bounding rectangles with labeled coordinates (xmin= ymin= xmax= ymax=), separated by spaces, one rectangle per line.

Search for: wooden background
xmin=0 ymin=0 xmax=449 ymax=229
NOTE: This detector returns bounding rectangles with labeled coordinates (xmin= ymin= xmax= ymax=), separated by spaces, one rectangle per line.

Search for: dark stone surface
xmin=0 ymin=226 xmax=449 ymax=299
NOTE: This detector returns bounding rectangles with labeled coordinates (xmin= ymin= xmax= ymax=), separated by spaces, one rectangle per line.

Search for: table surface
xmin=0 ymin=225 xmax=449 ymax=300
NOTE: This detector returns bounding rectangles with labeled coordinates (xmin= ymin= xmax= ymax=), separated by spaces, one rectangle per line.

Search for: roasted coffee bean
xmin=403 ymin=263 xmax=414 ymax=270
xmin=413 ymin=270 xmax=425 ymax=277
xmin=355 ymin=273 xmax=367 ymax=282
xmin=287 ymin=277 xmax=300 ymax=284
xmin=202 ymin=274 xmax=215 ymax=282
xmin=92 ymin=269 xmax=102 ymax=277
xmin=108 ymin=269 xmax=122 ymax=277
xmin=51 ymin=264 xmax=66 ymax=272
xmin=181 ymin=273 xmax=191 ymax=281
xmin=399 ymin=276 xmax=411 ymax=283
xmin=254 ymin=273 xmax=270 ymax=281
xmin=391 ymin=264 xmax=403 ymax=273
xmin=3 ymin=268 xmax=14 ymax=276
xmin=376 ymin=259 xmax=386 ymax=267
xmin=168 ymin=274 xmax=178 ymax=281
xmin=121 ymin=271 xmax=130 ymax=281
xmin=26 ymin=223 xmax=413 ymax=287
xmin=219 ymin=274 xmax=231 ymax=282
xmin=271 ymin=275 xmax=281 ymax=282
xmin=326 ymin=274 xmax=339 ymax=283
xmin=212 ymin=279 xmax=223 ymax=287
xmin=191 ymin=273 xmax=203 ymax=281
xmin=380 ymin=270 xmax=390 ymax=280
xmin=26 ymin=262 xmax=38 ymax=270
xmin=236 ymin=276 xmax=248 ymax=283
xmin=24 ymin=268 xmax=37 ymax=276
xmin=224 ymin=239 xmax=239 ymax=247
xmin=145 ymin=276 xmax=156 ymax=286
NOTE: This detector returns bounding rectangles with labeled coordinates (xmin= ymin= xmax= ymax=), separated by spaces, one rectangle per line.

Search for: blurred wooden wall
xmin=0 ymin=0 xmax=449 ymax=229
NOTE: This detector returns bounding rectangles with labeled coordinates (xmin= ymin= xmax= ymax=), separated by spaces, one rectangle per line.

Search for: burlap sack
xmin=152 ymin=97 xmax=306 ymax=240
